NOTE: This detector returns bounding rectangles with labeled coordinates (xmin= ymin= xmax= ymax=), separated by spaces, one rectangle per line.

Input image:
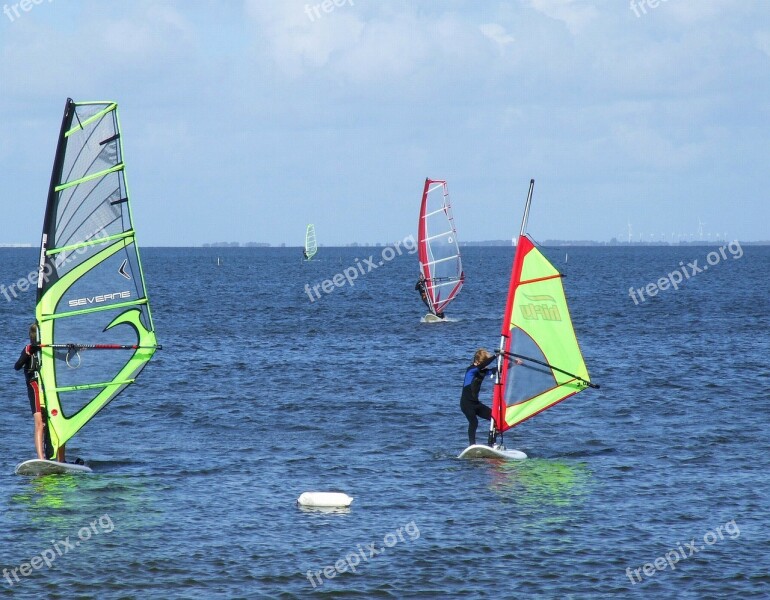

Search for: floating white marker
xmin=297 ymin=492 xmax=353 ymax=508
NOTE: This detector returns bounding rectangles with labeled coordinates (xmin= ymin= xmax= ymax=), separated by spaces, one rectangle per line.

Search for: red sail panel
xmin=492 ymin=235 xmax=531 ymax=434
xmin=418 ymin=178 xmax=430 ymax=283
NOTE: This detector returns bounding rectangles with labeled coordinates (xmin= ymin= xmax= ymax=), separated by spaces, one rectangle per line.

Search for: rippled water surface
xmin=1 ymin=245 xmax=768 ymax=598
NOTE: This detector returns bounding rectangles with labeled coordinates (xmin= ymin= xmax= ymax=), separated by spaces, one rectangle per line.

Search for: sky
xmin=0 ymin=0 xmax=768 ymax=246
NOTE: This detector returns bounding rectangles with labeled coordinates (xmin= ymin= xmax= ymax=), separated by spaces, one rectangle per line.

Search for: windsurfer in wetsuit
xmin=14 ymin=323 xmax=66 ymax=462
xmin=416 ymin=274 xmax=445 ymax=317
xmin=459 ymin=348 xmax=497 ymax=446
xmin=14 ymin=324 xmax=45 ymax=460
xmin=460 ymin=349 xmax=524 ymax=446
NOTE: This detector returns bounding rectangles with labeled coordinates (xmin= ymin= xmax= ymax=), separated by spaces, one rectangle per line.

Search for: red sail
xmin=417 ymin=178 xmax=464 ymax=315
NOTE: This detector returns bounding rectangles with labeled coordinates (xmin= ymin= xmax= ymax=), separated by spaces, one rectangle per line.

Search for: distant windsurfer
xmin=14 ymin=324 xmax=46 ymax=460
xmin=303 ymin=249 xmax=309 ymax=260
xmin=416 ymin=274 xmax=445 ymax=318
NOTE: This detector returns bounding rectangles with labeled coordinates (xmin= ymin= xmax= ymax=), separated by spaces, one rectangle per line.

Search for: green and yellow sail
xmin=491 ymin=180 xmax=596 ymax=440
xmin=35 ymin=99 xmax=160 ymax=459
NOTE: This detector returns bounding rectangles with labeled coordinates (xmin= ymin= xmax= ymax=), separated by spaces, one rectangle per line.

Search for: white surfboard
xmin=458 ymin=444 xmax=527 ymax=460
xmin=423 ymin=313 xmax=446 ymax=323
xmin=15 ymin=459 xmax=92 ymax=476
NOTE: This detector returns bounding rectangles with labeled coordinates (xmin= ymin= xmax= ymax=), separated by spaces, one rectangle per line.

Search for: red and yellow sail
xmin=491 ymin=185 xmax=593 ymax=436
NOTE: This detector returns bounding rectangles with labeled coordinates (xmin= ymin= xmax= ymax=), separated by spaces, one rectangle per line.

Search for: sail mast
xmin=417 ymin=178 xmax=430 ymax=307
xmin=518 ymin=179 xmax=535 ymax=242
xmin=492 ymin=179 xmax=535 ymax=444
xmin=37 ymin=98 xmax=75 ymax=294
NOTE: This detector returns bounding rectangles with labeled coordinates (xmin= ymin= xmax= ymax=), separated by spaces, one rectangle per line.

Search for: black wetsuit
xmin=415 ymin=279 xmax=429 ymax=309
xmin=416 ymin=278 xmax=444 ymax=317
xmin=459 ymin=354 xmax=497 ymax=445
xmin=15 ymin=345 xmax=41 ymax=414
xmin=16 ymin=344 xmax=55 ymax=458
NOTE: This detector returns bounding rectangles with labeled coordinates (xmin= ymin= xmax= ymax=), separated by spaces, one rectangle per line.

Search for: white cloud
xmin=243 ymin=0 xmax=365 ymax=75
xmin=479 ymin=23 xmax=514 ymax=55
xmin=0 ymin=3 xmax=197 ymax=100
xmin=523 ymin=0 xmax=599 ymax=35
xmin=243 ymin=1 xmax=489 ymax=84
xmin=95 ymin=4 xmax=195 ymax=63
xmin=1 ymin=1 xmax=769 ymax=243
xmin=664 ymin=0 xmax=738 ymax=23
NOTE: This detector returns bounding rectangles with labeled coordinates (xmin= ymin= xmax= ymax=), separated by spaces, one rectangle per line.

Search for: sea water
xmin=0 ymin=245 xmax=768 ymax=598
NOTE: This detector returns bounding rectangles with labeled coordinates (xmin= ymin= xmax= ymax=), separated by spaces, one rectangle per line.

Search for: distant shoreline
xmin=3 ymin=241 xmax=767 ymax=249
xmin=201 ymin=240 xmax=769 ymax=248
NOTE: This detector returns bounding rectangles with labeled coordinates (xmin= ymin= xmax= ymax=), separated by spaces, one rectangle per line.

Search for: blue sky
xmin=0 ymin=0 xmax=768 ymax=246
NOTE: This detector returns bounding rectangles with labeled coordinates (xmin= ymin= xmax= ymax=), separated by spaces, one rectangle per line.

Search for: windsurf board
xmin=15 ymin=459 xmax=92 ymax=476
xmin=458 ymin=444 xmax=527 ymax=460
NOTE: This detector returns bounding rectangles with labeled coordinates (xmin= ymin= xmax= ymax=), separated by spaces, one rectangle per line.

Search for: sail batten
xmin=423 ymin=255 xmax=459 ymax=266
xmin=422 ymin=207 xmax=449 ymax=218
xmin=64 ymin=103 xmax=117 ymax=136
xmin=424 ymin=230 xmax=456 ymax=242
xmin=491 ymin=180 xmax=594 ymax=439
xmin=35 ymin=98 xmax=158 ymax=459
xmin=48 ymin=229 xmax=134 ymax=255
xmin=520 ymin=274 xmax=563 ymax=286
xmin=417 ymin=178 xmax=464 ymax=315
xmin=40 ymin=298 xmax=148 ymax=321
xmin=55 ymin=164 xmax=124 ymax=191
xmin=426 ymin=279 xmax=459 ymax=289
xmin=56 ymin=379 xmax=135 ymax=393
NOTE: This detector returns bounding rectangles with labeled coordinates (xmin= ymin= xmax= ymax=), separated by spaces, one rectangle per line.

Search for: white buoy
xmin=297 ymin=492 xmax=353 ymax=508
